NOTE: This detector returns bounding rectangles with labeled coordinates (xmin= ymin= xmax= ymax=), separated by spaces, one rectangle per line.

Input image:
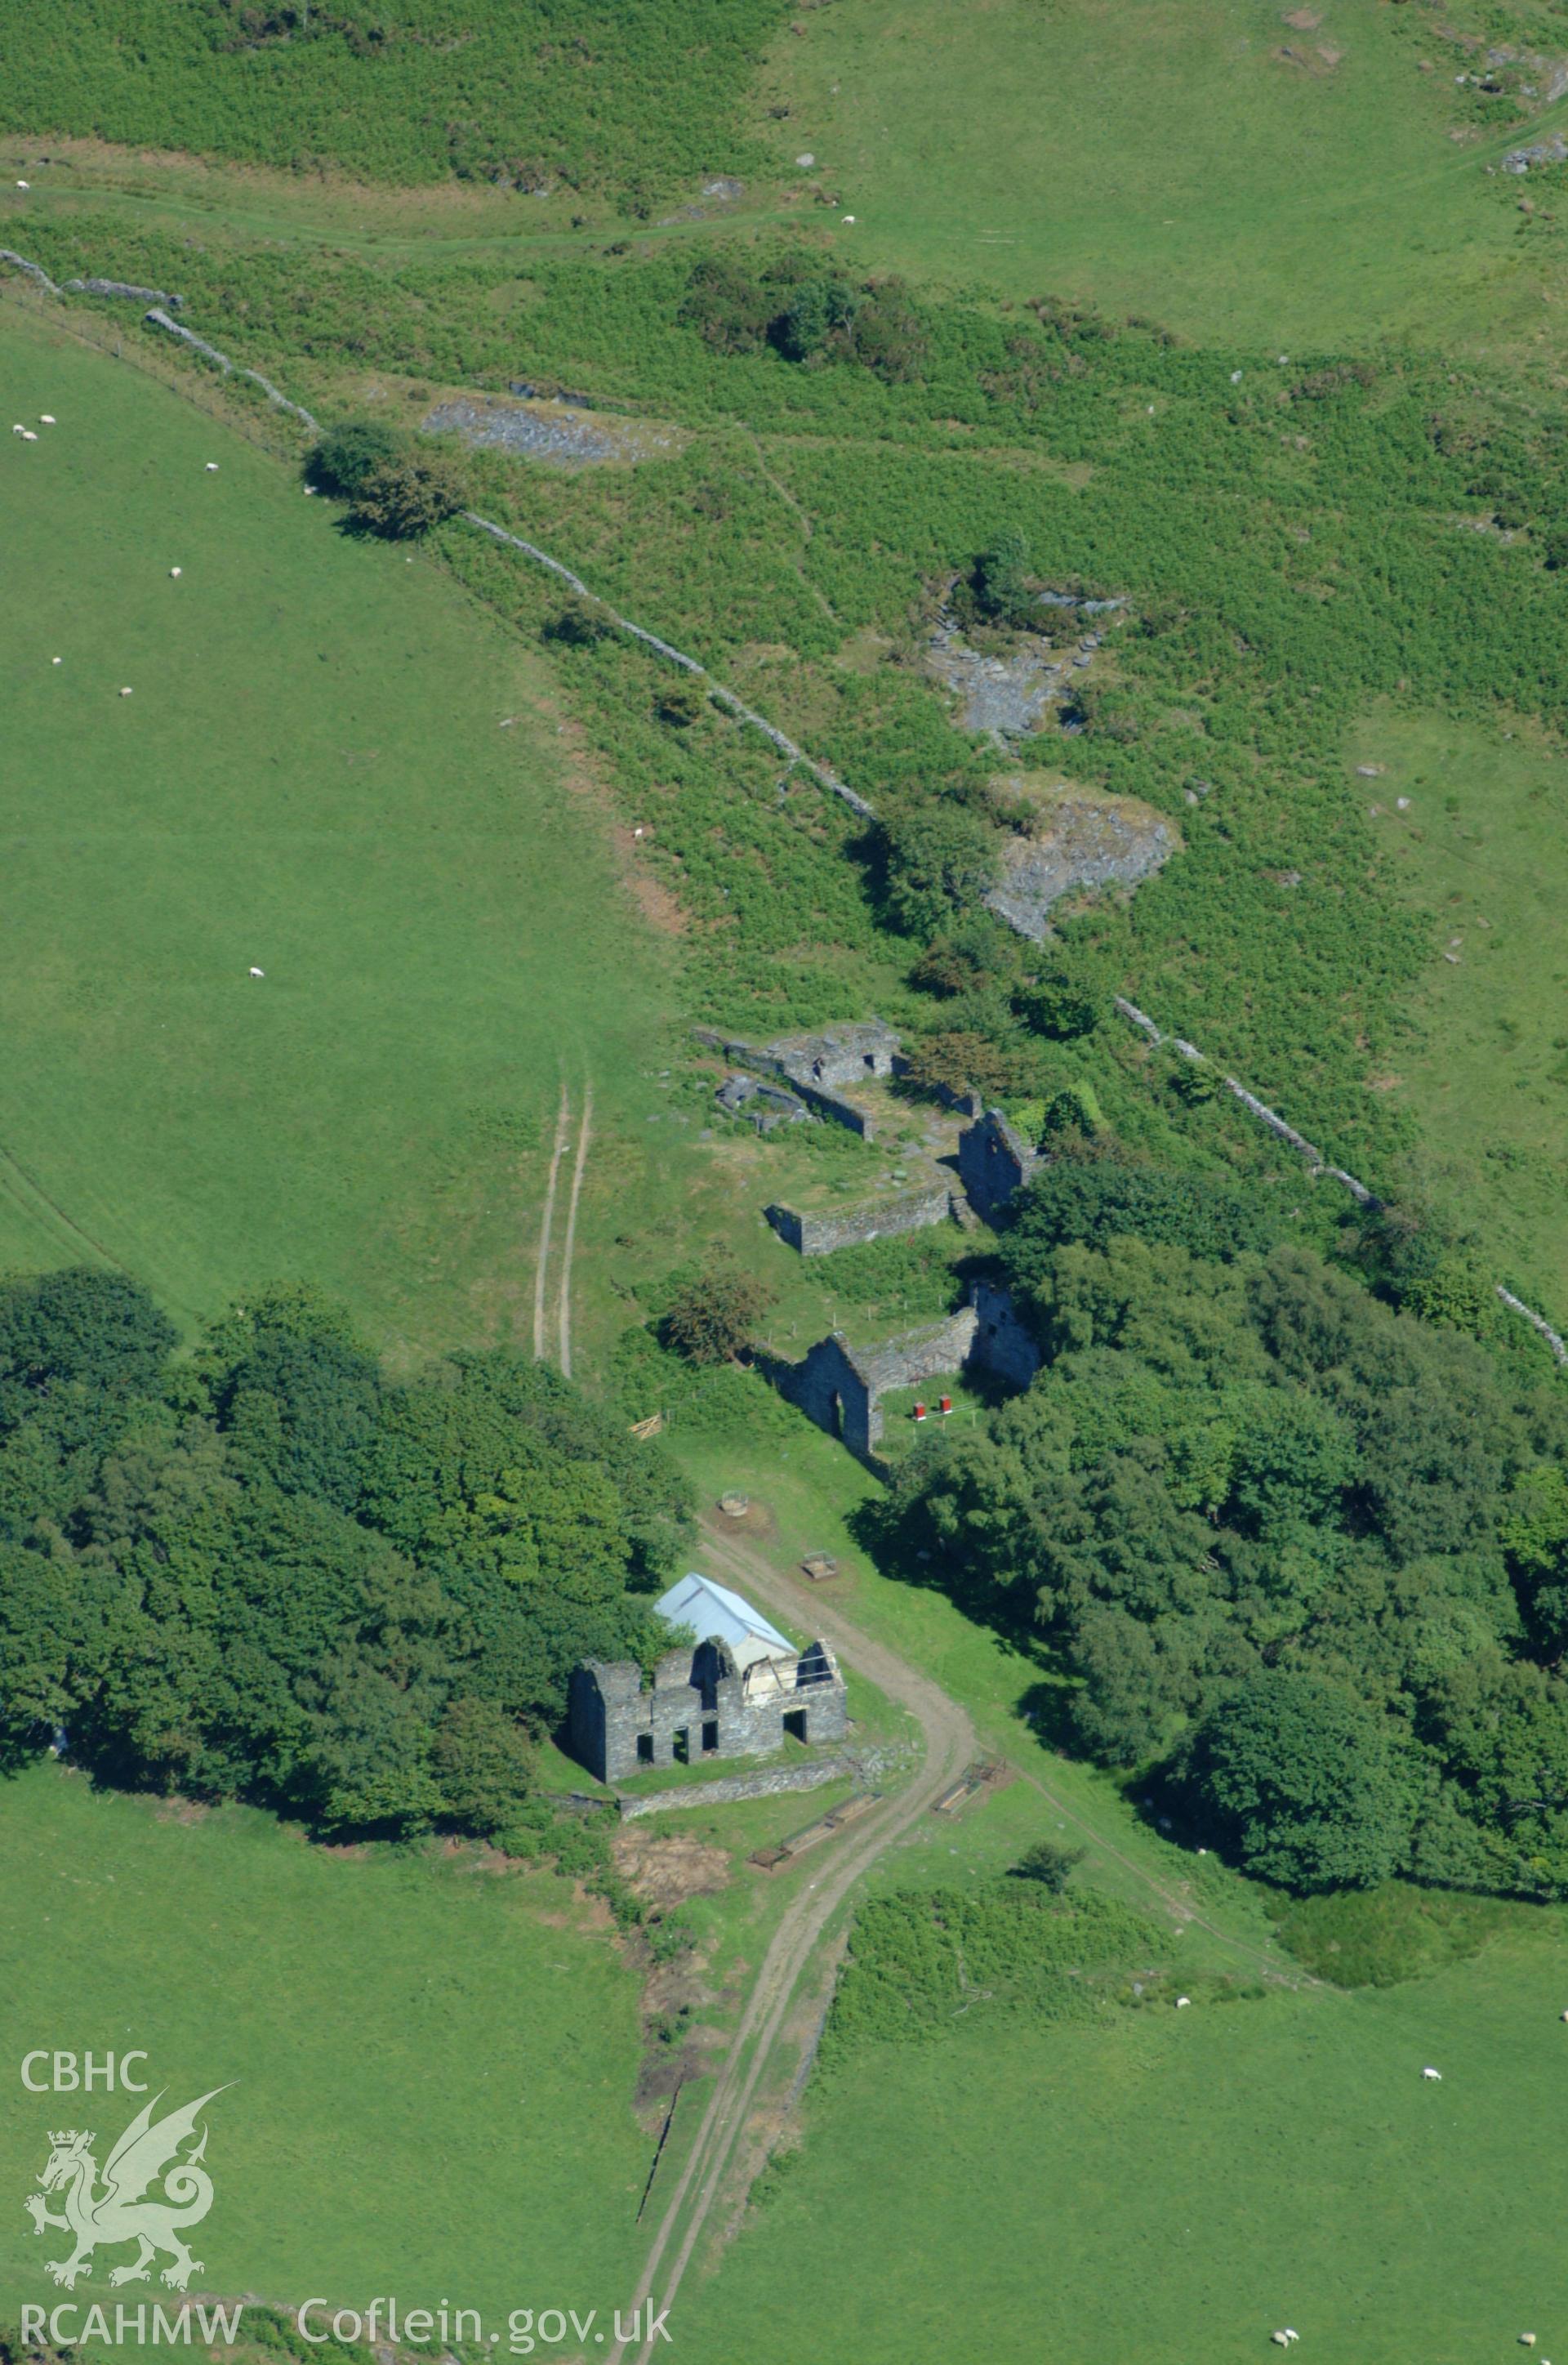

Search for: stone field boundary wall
xmin=1113 ymin=996 xmax=1567 ymax=1365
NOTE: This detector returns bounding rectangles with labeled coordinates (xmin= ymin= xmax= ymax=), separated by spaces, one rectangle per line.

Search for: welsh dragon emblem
xmin=25 ymin=2088 xmax=230 ymax=2291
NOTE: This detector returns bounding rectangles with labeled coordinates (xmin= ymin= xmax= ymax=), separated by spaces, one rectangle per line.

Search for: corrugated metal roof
xmin=655 ymin=1573 xmax=795 ymax=1671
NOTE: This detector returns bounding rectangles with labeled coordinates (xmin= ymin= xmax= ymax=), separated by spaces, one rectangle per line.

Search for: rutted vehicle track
xmin=606 ymin=1515 xmax=976 ymax=2365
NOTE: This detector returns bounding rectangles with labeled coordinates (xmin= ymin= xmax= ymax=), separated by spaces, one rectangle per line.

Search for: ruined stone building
xmin=957 ymin=1107 xmax=1040 ymax=1222
xmin=766 ymin=1279 xmax=1040 ymax=1464
xmin=698 ymin=1019 xmax=902 ymax=1137
xmin=568 ymin=1572 xmax=848 ymax=1783
xmin=764 ymin=1181 xmax=953 ymax=1256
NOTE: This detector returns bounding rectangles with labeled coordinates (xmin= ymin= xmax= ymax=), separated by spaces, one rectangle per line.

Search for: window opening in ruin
xmin=673 ymin=1727 xmax=690 ymax=1764
xmin=783 ymin=1709 xmax=808 ymax=1743
xmin=702 ymin=1719 xmax=719 ymax=1753
xmin=637 ymin=1733 xmax=654 ymax=1765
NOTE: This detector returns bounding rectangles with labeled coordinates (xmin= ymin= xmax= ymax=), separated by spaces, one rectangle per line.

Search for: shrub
xmin=547 ymin=592 xmax=612 ymax=646
xmin=348 ymin=444 xmax=470 ymax=539
xmin=1015 ymin=969 xmax=1101 ymax=1039
xmin=656 ymin=675 xmax=709 ymax=727
xmin=1009 ymin=1839 xmax=1085 ymax=1891
xmin=306 ymin=417 xmax=403 ymax=498
xmin=658 ymin=1261 xmax=774 ymax=1363
xmin=880 ymin=806 xmax=1002 ymax=939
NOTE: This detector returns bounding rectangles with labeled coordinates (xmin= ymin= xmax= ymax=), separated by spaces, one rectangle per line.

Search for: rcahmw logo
xmin=20 ymin=2052 xmax=234 ymax=2300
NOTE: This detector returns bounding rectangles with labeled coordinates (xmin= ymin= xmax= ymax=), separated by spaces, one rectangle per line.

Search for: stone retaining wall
xmin=617 ymin=1758 xmax=852 ymax=1818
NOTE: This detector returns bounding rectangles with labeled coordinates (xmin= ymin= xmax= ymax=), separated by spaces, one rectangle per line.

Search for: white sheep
xmin=1422 ymin=2065 xmax=1442 ymax=2081
xmin=1175 ymin=1995 xmax=1192 ymax=2008
xmin=20 ymin=429 xmax=36 ymax=441
xmin=248 ymin=966 xmax=265 ymax=979
xmin=39 ymin=413 xmax=54 ymax=425
xmin=119 ymin=687 xmax=133 ymax=698
xmin=51 ymin=656 xmax=60 ymax=666
xmin=170 ymin=567 xmax=182 ymax=578
xmin=205 ymin=462 xmax=219 ymax=473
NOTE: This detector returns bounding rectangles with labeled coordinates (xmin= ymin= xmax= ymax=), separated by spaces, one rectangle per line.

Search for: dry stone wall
xmin=765 ymin=1185 xmax=952 ymax=1256
xmin=617 ymin=1760 xmax=852 ymax=1818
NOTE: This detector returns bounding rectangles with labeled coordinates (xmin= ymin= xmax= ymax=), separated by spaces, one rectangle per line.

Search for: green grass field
xmin=0 ymin=303 xmax=687 ymax=1359
xmin=0 ymin=1765 xmax=648 ymax=2324
xmin=759 ymin=0 xmax=1562 ymax=354
xmin=677 ymin=1927 xmax=1568 ymax=2364
xmin=1348 ymin=707 xmax=1568 ymax=1322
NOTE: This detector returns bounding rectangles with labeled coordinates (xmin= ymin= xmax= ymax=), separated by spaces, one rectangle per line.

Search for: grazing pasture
xmin=0 ymin=1763 xmax=648 ymax=2323
xmin=0 ymin=304 xmax=681 ymax=1357
xmin=676 ymin=1925 xmax=1568 ymax=2363
xmin=759 ymin=0 xmax=1558 ymax=354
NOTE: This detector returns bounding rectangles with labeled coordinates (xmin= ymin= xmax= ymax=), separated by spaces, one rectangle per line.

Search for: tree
xmin=306 ymin=417 xmax=403 ymax=498
xmin=1181 ymin=1671 xmax=1414 ymax=1891
xmin=214 ymin=1331 xmax=380 ymax=1510
xmin=1001 ymin=1160 xmax=1280 ymax=1278
xmin=0 ymin=1539 xmax=113 ymax=1765
xmin=1015 ymin=968 xmax=1100 ymax=1039
xmin=0 ymin=1267 xmax=176 ymax=1431
xmin=430 ymin=1696 xmax=537 ymax=1832
xmin=880 ymin=806 xmax=1001 ymax=939
xmin=967 ymin=528 xmax=1036 ymax=629
xmin=659 ymin=1262 xmax=774 ymax=1365
xmin=0 ymin=1283 xmax=688 ymax=1828
xmin=1009 ymin=1839 xmax=1084 ymax=1890
xmin=773 ymin=275 xmax=861 ymax=364
xmin=678 ymin=256 xmax=777 ymax=354
xmin=348 ymin=444 xmax=469 ymax=539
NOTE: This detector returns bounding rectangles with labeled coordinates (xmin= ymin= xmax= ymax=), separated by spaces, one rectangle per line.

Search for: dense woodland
xmin=878 ymin=1147 xmax=1568 ymax=1899
xmin=0 ymin=1266 xmax=689 ymax=1833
